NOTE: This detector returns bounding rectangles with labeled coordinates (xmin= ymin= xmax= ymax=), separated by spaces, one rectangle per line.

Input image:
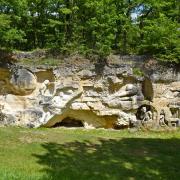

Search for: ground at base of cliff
xmin=0 ymin=127 xmax=180 ymax=180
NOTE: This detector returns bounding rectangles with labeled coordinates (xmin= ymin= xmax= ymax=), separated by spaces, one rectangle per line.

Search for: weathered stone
xmin=9 ymin=68 xmax=37 ymax=95
xmin=0 ymin=56 xmax=179 ymax=129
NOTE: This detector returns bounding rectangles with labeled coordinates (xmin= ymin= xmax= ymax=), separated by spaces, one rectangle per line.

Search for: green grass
xmin=18 ymin=58 xmax=63 ymax=67
xmin=0 ymin=127 xmax=180 ymax=180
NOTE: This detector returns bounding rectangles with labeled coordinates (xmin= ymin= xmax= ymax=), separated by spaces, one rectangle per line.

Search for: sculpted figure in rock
xmin=159 ymin=109 xmax=167 ymax=126
xmin=139 ymin=107 xmax=153 ymax=122
xmin=39 ymin=80 xmax=50 ymax=96
xmin=111 ymin=84 xmax=144 ymax=102
xmin=105 ymin=84 xmax=144 ymax=109
xmin=118 ymin=84 xmax=143 ymax=100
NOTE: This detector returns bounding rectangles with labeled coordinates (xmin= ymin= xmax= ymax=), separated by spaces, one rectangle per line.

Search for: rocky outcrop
xmin=9 ymin=67 xmax=37 ymax=95
xmin=0 ymin=55 xmax=179 ymax=129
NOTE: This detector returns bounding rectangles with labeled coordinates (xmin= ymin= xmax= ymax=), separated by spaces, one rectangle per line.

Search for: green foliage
xmin=0 ymin=0 xmax=179 ymax=62
xmin=137 ymin=11 xmax=180 ymax=63
xmin=133 ymin=67 xmax=144 ymax=77
xmin=3 ymin=29 xmax=26 ymax=47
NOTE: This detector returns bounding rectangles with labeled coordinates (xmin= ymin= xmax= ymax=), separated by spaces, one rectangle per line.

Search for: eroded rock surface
xmin=0 ymin=56 xmax=179 ymax=129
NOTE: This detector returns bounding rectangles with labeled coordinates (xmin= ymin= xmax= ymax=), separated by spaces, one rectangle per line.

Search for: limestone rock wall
xmin=0 ymin=56 xmax=179 ymax=128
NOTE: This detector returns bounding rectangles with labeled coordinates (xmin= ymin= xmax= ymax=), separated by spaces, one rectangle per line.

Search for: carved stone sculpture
xmin=139 ymin=107 xmax=153 ymax=122
xmin=159 ymin=109 xmax=167 ymax=126
xmin=39 ymin=80 xmax=50 ymax=96
xmin=104 ymin=84 xmax=144 ymax=110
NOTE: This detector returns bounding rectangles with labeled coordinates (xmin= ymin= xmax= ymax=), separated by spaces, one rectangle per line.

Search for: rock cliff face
xmin=0 ymin=55 xmax=179 ymax=128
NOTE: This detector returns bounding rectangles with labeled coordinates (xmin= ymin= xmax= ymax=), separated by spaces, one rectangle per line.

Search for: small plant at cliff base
xmin=133 ymin=68 xmax=144 ymax=77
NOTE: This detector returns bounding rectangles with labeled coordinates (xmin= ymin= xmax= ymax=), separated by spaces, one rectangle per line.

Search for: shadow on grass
xmin=33 ymin=138 xmax=180 ymax=180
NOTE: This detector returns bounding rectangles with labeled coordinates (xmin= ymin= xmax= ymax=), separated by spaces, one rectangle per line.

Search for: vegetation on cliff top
xmin=0 ymin=0 xmax=179 ymax=63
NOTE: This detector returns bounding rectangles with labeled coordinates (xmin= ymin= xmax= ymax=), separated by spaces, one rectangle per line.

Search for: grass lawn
xmin=0 ymin=127 xmax=180 ymax=180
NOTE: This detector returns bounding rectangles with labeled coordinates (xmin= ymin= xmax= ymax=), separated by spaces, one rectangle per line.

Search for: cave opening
xmin=52 ymin=117 xmax=84 ymax=128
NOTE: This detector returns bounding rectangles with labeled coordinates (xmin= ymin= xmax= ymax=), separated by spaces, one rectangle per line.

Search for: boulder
xmin=9 ymin=68 xmax=37 ymax=95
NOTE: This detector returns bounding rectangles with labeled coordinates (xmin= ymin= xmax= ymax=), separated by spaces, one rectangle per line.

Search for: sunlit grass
xmin=0 ymin=127 xmax=180 ymax=180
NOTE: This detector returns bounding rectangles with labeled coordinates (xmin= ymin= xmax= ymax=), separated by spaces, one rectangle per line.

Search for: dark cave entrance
xmin=52 ymin=117 xmax=84 ymax=128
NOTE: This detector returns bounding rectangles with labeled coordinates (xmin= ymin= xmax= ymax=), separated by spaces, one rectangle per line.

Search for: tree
xmin=0 ymin=0 xmax=179 ymax=62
